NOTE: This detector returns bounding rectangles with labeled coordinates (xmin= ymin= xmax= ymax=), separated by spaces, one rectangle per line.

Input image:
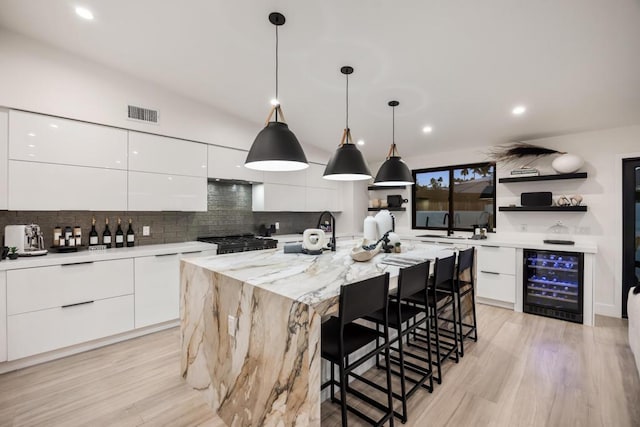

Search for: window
xmin=412 ymin=162 xmax=496 ymax=232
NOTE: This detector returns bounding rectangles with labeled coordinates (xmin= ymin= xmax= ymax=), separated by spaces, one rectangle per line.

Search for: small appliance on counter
xmin=4 ymin=224 xmax=48 ymax=256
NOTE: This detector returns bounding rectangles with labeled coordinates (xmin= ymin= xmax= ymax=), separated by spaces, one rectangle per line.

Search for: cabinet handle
xmin=155 ymin=253 xmax=179 ymax=257
xmin=62 ymin=300 xmax=94 ymax=308
xmin=480 ymin=270 xmax=500 ymax=275
xmin=181 ymin=251 xmax=202 ymax=255
xmin=483 ymin=245 xmax=500 ymax=248
xmin=61 ymin=261 xmax=94 ymax=267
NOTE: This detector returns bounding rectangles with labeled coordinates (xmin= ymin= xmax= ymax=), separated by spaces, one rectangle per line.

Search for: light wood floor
xmin=0 ymin=305 xmax=638 ymax=426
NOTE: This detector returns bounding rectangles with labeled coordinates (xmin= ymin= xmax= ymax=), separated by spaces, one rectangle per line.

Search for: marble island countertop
xmin=185 ymin=239 xmax=452 ymax=316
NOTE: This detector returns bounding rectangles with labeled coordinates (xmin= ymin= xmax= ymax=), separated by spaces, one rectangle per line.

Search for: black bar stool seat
xmin=321 ymin=320 xmax=382 ymax=362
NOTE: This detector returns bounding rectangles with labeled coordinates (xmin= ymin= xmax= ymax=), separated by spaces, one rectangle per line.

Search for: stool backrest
xmin=339 ymin=273 xmax=390 ymax=325
xmin=433 ymin=254 xmax=456 ymax=292
xmin=397 ymin=261 xmax=430 ymax=300
xmin=456 ymin=247 xmax=475 ymax=290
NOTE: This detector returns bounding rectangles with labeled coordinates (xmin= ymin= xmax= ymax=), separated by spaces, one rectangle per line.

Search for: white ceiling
xmin=1 ymin=0 xmax=639 ymax=162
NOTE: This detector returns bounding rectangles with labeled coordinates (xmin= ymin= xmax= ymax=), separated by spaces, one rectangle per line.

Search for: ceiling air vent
xmin=127 ymin=105 xmax=159 ymax=124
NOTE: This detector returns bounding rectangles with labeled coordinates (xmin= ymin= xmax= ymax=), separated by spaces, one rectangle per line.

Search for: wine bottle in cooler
xmin=89 ymin=217 xmax=99 ymax=246
xmin=103 ymin=218 xmax=112 ymax=248
xmin=115 ymin=217 xmax=124 ymax=248
xmin=126 ymin=218 xmax=135 ymax=247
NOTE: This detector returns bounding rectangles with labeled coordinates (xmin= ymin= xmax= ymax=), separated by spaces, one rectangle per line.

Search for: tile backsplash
xmin=0 ymin=182 xmax=324 ymax=247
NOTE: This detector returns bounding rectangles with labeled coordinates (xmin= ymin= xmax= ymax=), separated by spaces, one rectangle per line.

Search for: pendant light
xmin=245 ymin=12 xmax=308 ymax=172
xmin=374 ymin=101 xmax=414 ymax=186
xmin=323 ymin=66 xmax=372 ymax=181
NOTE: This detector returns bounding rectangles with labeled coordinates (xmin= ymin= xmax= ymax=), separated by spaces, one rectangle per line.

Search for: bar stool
xmin=454 ymin=247 xmax=478 ymax=357
xmin=405 ymin=254 xmax=459 ymax=384
xmin=321 ymin=273 xmax=395 ymax=427
xmin=364 ymin=261 xmax=434 ymax=423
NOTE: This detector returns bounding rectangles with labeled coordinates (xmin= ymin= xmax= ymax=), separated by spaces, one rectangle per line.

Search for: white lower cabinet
xmin=128 ymin=171 xmax=207 ymax=211
xmin=476 ymin=245 xmax=516 ymax=304
xmin=8 ymin=160 xmax=128 ymax=211
xmin=0 ymin=272 xmax=7 ymax=362
xmin=8 ymin=295 xmax=134 ymax=360
xmin=6 ymin=259 xmax=134 ymax=360
xmin=134 ymin=254 xmax=180 ymax=328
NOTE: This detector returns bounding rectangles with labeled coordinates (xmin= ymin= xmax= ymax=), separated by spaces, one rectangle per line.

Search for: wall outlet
xmin=520 ymin=224 xmax=528 ymax=232
xmin=228 ymin=315 xmax=236 ymax=337
xmin=275 ymin=222 xmax=280 ymax=230
xmin=142 ymin=226 xmax=150 ymax=236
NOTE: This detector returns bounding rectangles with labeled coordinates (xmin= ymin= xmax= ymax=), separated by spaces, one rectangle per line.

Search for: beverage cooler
xmin=523 ymin=249 xmax=584 ymax=324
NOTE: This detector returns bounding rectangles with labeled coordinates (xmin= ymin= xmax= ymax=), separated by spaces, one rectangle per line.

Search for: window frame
xmin=411 ymin=161 xmax=496 ymax=233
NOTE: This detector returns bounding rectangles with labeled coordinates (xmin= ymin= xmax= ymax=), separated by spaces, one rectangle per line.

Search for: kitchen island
xmin=180 ymin=240 xmax=455 ymax=426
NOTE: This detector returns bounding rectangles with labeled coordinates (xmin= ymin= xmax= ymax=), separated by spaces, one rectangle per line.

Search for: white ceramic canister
xmin=363 ymin=215 xmax=379 ymax=242
xmin=374 ymin=209 xmax=394 ymax=236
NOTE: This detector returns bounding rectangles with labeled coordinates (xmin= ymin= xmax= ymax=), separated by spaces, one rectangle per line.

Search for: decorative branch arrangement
xmin=487 ymin=142 xmax=565 ymax=164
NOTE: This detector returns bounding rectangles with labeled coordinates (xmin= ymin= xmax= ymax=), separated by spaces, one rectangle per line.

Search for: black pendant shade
xmin=374 ymin=155 xmax=413 ymax=186
xmin=324 ymin=141 xmax=372 ymax=181
xmin=245 ymin=12 xmax=308 ymax=172
xmin=323 ymin=66 xmax=371 ymax=181
xmin=246 ymin=122 xmax=308 ymax=171
xmin=374 ymin=100 xmax=414 ymax=186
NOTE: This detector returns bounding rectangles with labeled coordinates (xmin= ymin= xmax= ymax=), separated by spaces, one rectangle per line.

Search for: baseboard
xmin=0 ymin=320 xmax=179 ymax=374
xmin=477 ymin=297 xmax=514 ymax=310
xmin=594 ymin=303 xmax=620 ymax=318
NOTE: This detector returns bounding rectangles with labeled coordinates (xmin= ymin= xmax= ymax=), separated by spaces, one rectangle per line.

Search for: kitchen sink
xmin=416 ymin=234 xmax=469 ymax=240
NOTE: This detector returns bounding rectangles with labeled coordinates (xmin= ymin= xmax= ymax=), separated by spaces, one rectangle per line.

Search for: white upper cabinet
xmin=128 ymin=171 xmax=207 ymax=211
xmin=208 ymin=145 xmax=264 ymax=182
xmin=8 ymin=160 xmax=127 ymax=211
xmin=128 ymin=132 xmax=207 ymax=177
xmin=306 ymin=163 xmax=337 ymax=189
xmin=252 ymin=183 xmax=307 ymax=212
xmin=0 ymin=109 xmax=8 ymax=210
xmin=263 ymin=169 xmax=308 ymax=186
xmin=9 ymin=110 xmax=127 ymax=170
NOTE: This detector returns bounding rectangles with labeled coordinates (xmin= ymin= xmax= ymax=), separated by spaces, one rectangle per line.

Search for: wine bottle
xmin=126 ymin=218 xmax=135 ymax=247
xmin=115 ymin=217 xmax=124 ymax=248
xmin=89 ymin=217 xmax=99 ymax=246
xmin=103 ymin=218 xmax=112 ymax=248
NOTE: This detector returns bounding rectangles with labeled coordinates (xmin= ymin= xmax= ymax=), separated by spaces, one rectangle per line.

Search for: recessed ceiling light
xmin=27 ymin=132 xmax=35 ymax=137
xmin=512 ymin=105 xmax=526 ymax=116
xmin=270 ymin=98 xmax=280 ymax=106
xmin=422 ymin=126 xmax=433 ymax=134
xmin=357 ymin=139 xmax=365 ymax=146
xmin=132 ymin=150 xmax=138 ymax=155
xmin=50 ymin=123 xmax=59 ymax=128
xmin=75 ymin=6 xmax=94 ymax=20
xmin=215 ymin=178 xmax=221 ymax=181
xmin=27 ymin=144 xmax=35 ymax=148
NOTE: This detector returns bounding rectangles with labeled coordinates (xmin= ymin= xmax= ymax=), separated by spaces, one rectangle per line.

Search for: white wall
xmin=380 ymin=125 xmax=640 ymax=317
xmin=0 ymin=29 xmax=332 ymax=164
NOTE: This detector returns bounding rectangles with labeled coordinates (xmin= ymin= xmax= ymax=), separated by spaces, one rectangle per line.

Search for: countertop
xmin=0 ymin=241 xmax=217 ymax=271
xmin=184 ymin=239 xmax=454 ymax=308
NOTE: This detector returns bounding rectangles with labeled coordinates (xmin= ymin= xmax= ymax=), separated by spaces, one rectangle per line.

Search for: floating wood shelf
xmin=367 ymin=207 xmax=406 ymax=212
xmin=367 ymin=185 xmax=407 ymax=190
xmin=499 ymin=206 xmax=587 ymax=212
xmin=498 ymin=172 xmax=587 ymax=183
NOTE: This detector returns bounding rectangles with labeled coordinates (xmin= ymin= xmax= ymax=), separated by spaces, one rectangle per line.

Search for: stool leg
xmin=383 ymin=328 xmax=395 ymax=427
xmin=471 ymin=288 xmax=478 ymax=341
xmin=397 ymin=326 xmax=408 ymax=423
xmin=451 ymin=295 xmax=460 ymax=363
xmin=431 ymin=305 xmax=442 ymax=384
xmin=339 ymin=359 xmax=348 ymax=427
xmin=456 ymin=291 xmax=465 ymax=357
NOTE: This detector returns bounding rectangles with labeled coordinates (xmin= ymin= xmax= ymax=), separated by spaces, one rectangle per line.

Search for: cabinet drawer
xmin=129 ymin=132 xmax=207 ymax=177
xmin=7 ymin=259 xmax=133 ymax=315
xmin=477 ymin=246 xmax=516 ymax=275
xmin=9 ymin=110 xmax=128 ymax=169
xmin=8 ymin=161 xmax=127 ymax=211
xmin=7 ymin=294 xmax=134 ymax=360
xmin=477 ymin=271 xmax=515 ymax=303
xmin=0 ymin=272 xmax=6 ymax=362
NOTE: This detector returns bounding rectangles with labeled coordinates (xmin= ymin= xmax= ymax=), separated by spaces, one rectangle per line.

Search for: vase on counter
xmin=552 ymin=153 xmax=584 ymax=174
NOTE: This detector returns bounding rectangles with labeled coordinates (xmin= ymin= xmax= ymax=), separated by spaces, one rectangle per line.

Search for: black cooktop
xmin=197 ymin=234 xmax=278 ymax=254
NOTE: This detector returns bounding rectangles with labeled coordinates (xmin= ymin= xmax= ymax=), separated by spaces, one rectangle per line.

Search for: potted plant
xmin=394 ymin=242 xmax=402 ymax=253
xmin=8 ymin=247 xmax=19 ymax=260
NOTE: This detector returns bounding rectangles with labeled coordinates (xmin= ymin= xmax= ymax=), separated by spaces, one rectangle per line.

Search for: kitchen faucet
xmin=316 ymin=211 xmax=336 ymax=252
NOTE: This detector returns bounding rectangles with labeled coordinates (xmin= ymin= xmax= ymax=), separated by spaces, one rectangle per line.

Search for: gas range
xmin=197 ymin=234 xmax=278 ymax=255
